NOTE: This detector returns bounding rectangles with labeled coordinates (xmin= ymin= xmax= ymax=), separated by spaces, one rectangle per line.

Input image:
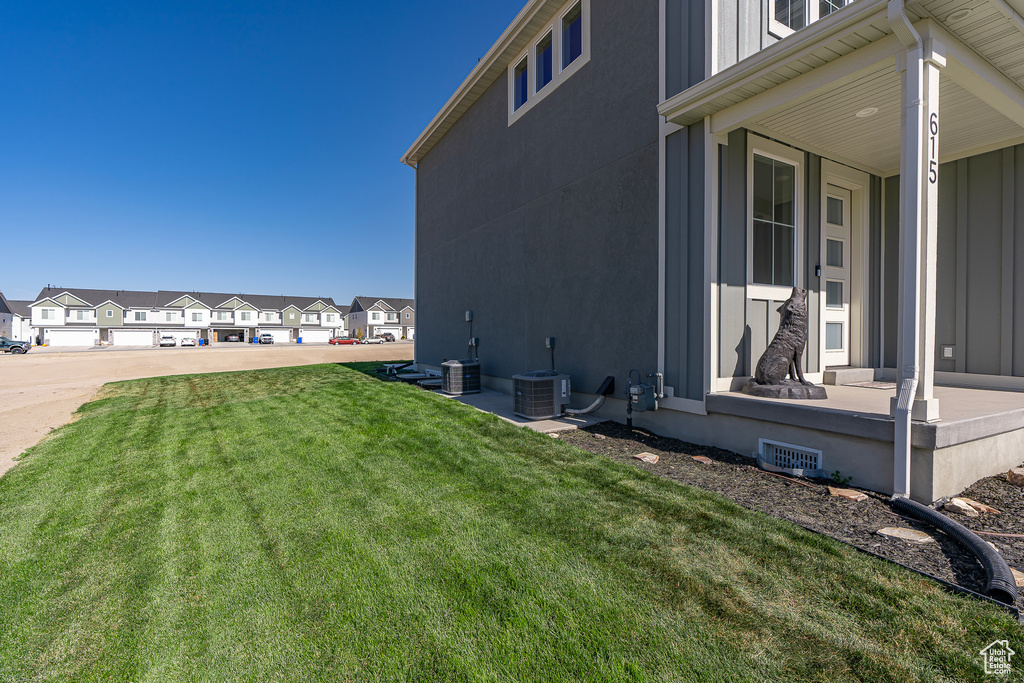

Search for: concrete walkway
xmin=438 ymin=388 xmax=604 ymax=433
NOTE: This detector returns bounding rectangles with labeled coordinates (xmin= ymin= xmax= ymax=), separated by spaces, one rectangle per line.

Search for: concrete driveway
xmin=0 ymin=343 xmax=413 ymax=477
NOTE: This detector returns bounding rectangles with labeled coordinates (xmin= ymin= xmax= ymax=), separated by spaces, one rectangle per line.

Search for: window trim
xmin=106 ymin=310 xmax=114 ymax=318
xmin=746 ymin=134 xmax=804 ymax=301
xmin=507 ymin=0 xmax=590 ymax=126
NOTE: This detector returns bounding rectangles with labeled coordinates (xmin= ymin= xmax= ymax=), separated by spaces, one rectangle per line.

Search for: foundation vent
xmin=757 ymin=439 xmax=824 ymax=478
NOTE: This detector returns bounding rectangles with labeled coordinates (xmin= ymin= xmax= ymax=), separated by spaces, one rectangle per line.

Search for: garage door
xmin=407 ymin=327 xmax=415 ymax=340
xmin=377 ymin=327 xmax=401 ymax=337
xmin=299 ymin=329 xmax=331 ymax=343
xmin=112 ymin=329 xmax=156 ymax=346
xmin=46 ymin=328 xmax=98 ymax=347
xmin=260 ymin=329 xmax=292 ymax=343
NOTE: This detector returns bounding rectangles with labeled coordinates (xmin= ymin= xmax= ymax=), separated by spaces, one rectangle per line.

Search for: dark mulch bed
xmin=556 ymin=421 xmax=1024 ymax=613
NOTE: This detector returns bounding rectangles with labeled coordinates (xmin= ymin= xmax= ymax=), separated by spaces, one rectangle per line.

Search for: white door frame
xmin=820 ymin=159 xmax=871 ymax=369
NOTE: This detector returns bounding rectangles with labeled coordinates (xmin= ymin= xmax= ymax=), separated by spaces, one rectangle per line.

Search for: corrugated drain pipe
xmin=892 ymin=497 xmax=1020 ymax=606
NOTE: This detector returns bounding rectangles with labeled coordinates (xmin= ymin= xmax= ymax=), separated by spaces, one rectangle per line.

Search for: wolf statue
xmin=742 ymin=287 xmax=827 ymax=400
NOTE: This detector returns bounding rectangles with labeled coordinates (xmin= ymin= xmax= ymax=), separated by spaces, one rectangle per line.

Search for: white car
xmin=180 ymin=337 xmax=196 ymax=347
xmin=159 ymin=335 xmax=176 ymax=347
xmin=362 ymin=336 xmax=385 ymax=344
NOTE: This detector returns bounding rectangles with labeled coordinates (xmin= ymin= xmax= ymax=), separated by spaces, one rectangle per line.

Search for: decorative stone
xmin=955 ymin=497 xmax=999 ymax=514
xmin=742 ymin=287 xmax=827 ymax=400
xmin=828 ymin=486 xmax=868 ymax=502
xmin=633 ymin=452 xmax=659 ymax=464
xmin=1011 ymin=568 xmax=1024 ymax=588
xmin=944 ymin=498 xmax=980 ymax=517
xmin=1007 ymin=468 xmax=1024 ymax=487
xmin=877 ymin=527 xmax=936 ymax=544
xmin=593 ymin=434 xmax=607 ymax=440
xmin=692 ymin=456 xmax=713 ymax=464
xmin=549 ymin=433 xmax=559 ymax=438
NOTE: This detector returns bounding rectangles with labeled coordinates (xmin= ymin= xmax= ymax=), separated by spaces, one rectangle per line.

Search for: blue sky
xmin=0 ymin=0 xmax=525 ymax=303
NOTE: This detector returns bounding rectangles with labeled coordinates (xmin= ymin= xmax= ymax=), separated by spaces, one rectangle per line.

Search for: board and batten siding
xmin=883 ymin=147 xmax=1024 ymax=377
xmin=714 ymin=0 xmax=778 ymax=75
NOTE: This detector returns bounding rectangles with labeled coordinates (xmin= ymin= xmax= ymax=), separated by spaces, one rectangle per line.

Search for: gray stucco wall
xmin=415 ymin=0 xmax=660 ymax=394
xmin=883 ymin=146 xmax=1024 ymax=376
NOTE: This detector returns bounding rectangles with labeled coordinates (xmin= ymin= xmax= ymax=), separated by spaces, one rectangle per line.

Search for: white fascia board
xmin=658 ymin=0 xmax=889 ymax=124
xmin=29 ymin=297 xmax=64 ymax=308
xmin=401 ymin=0 xmax=562 ymax=167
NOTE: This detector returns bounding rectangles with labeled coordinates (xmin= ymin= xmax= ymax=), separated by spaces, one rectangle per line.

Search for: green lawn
xmin=0 ymin=364 xmax=1020 ymax=682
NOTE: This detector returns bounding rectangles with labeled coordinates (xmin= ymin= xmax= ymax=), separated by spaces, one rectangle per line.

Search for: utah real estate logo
xmin=980 ymin=640 xmax=1015 ymax=676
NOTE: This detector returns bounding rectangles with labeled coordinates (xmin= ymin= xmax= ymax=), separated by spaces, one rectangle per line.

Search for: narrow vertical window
xmin=513 ymin=58 xmax=529 ymax=111
xmin=536 ymin=33 xmax=553 ymax=91
xmin=562 ymin=3 xmax=582 ymax=69
xmin=751 ymin=154 xmax=796 ymax=287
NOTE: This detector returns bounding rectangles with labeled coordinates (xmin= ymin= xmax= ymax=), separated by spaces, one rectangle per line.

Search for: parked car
xmin=224 ymin=334 xmax=241 ymax=342
xmin=329 ymin=337 xmax=359 ymax=345
xmin=362 ymin=336 xmax=385 ymax=344
xmin=159 ymin=335 xmax=177 ymax=347
xmin=0 ymin=337 xmax=31 ymax=354
xmin=379 ymin=332 xmax=396 ymax=342
xmin=180 ymin=337 xmax=196 ymax=347
xmin=258 ymin=333 xmax=274 ymax=344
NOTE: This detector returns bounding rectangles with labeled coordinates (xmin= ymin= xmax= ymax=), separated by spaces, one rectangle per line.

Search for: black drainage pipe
xmin=891 ymin=496 xmax=1019 ymax=606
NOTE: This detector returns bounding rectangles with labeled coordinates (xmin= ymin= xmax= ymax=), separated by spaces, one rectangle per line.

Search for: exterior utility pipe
xmin=888 ymin=0 xmax=925 ymax=499
xmin=566 ymin=395 xmax=605 ymax=416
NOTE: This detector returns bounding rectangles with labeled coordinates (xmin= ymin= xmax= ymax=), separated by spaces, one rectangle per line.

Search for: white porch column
xmin=889 ymin=5 xmax=944 ymax=497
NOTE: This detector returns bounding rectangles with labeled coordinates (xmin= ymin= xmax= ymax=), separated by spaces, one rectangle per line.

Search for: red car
xmin=329 ymin=337 xmax=359 ymax=345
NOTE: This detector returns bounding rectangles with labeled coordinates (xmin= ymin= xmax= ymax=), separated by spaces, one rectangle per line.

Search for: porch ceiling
xmin=750 ymin=63 xmax=1023 ymax=175
xmin=660 ymin=0 xmax=1024 ymax=175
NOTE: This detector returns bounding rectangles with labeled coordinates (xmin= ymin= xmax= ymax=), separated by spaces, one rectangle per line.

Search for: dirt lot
xmin=0 ymin=344 xmax=412 ymax=477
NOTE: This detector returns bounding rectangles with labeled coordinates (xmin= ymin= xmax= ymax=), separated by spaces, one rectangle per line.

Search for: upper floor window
xmin=405 ymin=312 xmax=410 ymax=319
xmin=371 ymin=312 xmax=380 ymax=321
xmin=536 ymin=33 xmax=553 ymax=91
xmin=192 ymin=312 xmax=203 ymax=322
xmin=76 ymin=311 xmax=90 ymax=321
xmin=562 ymin=3 xmax=582 ymax=68
xmin=135 ymin=311 xmax=147 ymax=322
xmin=40 ymin=309 xmax=54 ymax=320
xmin=770 ymin=0 xmax=848 ymax=38
xmin=513 ymin=59 xmax=529 ymax=111
xmin=265 ymin=313 xmax=274 ymax=322
xmin=240 ymin=311 xmax=251 ymax=321
xmin=325 ymin=314 xmax=334 ymax=323
xmin=106 ymin=310 xmax=114 ymax=318
xmin=166 ymin=312 xmax=176 ymax=322
xmin=507 ymin=0 xmax=590 ymax=125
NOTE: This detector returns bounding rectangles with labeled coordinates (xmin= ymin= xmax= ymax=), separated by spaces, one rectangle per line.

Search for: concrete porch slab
xmin=436 ymin=388 xmax=604 ymax=433
xmin=823 ymin=367 xmax=876 ymax=385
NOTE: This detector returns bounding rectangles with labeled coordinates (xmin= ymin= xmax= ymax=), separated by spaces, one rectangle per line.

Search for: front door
xmin=822 ymin=185 xmax=851 ymax=367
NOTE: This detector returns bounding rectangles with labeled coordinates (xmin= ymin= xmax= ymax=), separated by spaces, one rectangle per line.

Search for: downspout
xmin=887 ymin=0 xmax=923 ymax=499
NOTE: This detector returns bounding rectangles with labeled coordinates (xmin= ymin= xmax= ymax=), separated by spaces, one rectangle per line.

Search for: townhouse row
xmin=27 ymin=287 xmax=350 ymax=346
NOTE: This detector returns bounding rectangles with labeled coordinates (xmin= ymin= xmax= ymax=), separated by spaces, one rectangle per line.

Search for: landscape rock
xmin=691 ymin=456 xmax=713 ymax=465
xmin=1012 ymin=568 xmax=1024 ymax=588
xmin=1008 ymin=468 xmax=1024 ymax=487
xmin=944 ymin=498 xmax=980 ymax=517
xmin=633 ymin=452 xmax=659 ymax=464
xmin=955 ymin=497 xmax=999 ymax=514
xmin=593 ymin=434 xmax=607 ymax=440
xmin=828 ymin=486 xmax=868 ymax=502
xmin=877 ymin=527 xmax=936 ymax=544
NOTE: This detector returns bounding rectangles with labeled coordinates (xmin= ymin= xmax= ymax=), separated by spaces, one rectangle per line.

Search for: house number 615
xmin=928 ymin=113 xmax=939 ymax=184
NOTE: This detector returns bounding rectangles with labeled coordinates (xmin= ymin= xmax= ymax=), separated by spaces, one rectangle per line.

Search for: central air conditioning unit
xmin=442 ymin=359 xmax=481 ymax=395
xmin=513 ymin=370 xmax=571 ymax=420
